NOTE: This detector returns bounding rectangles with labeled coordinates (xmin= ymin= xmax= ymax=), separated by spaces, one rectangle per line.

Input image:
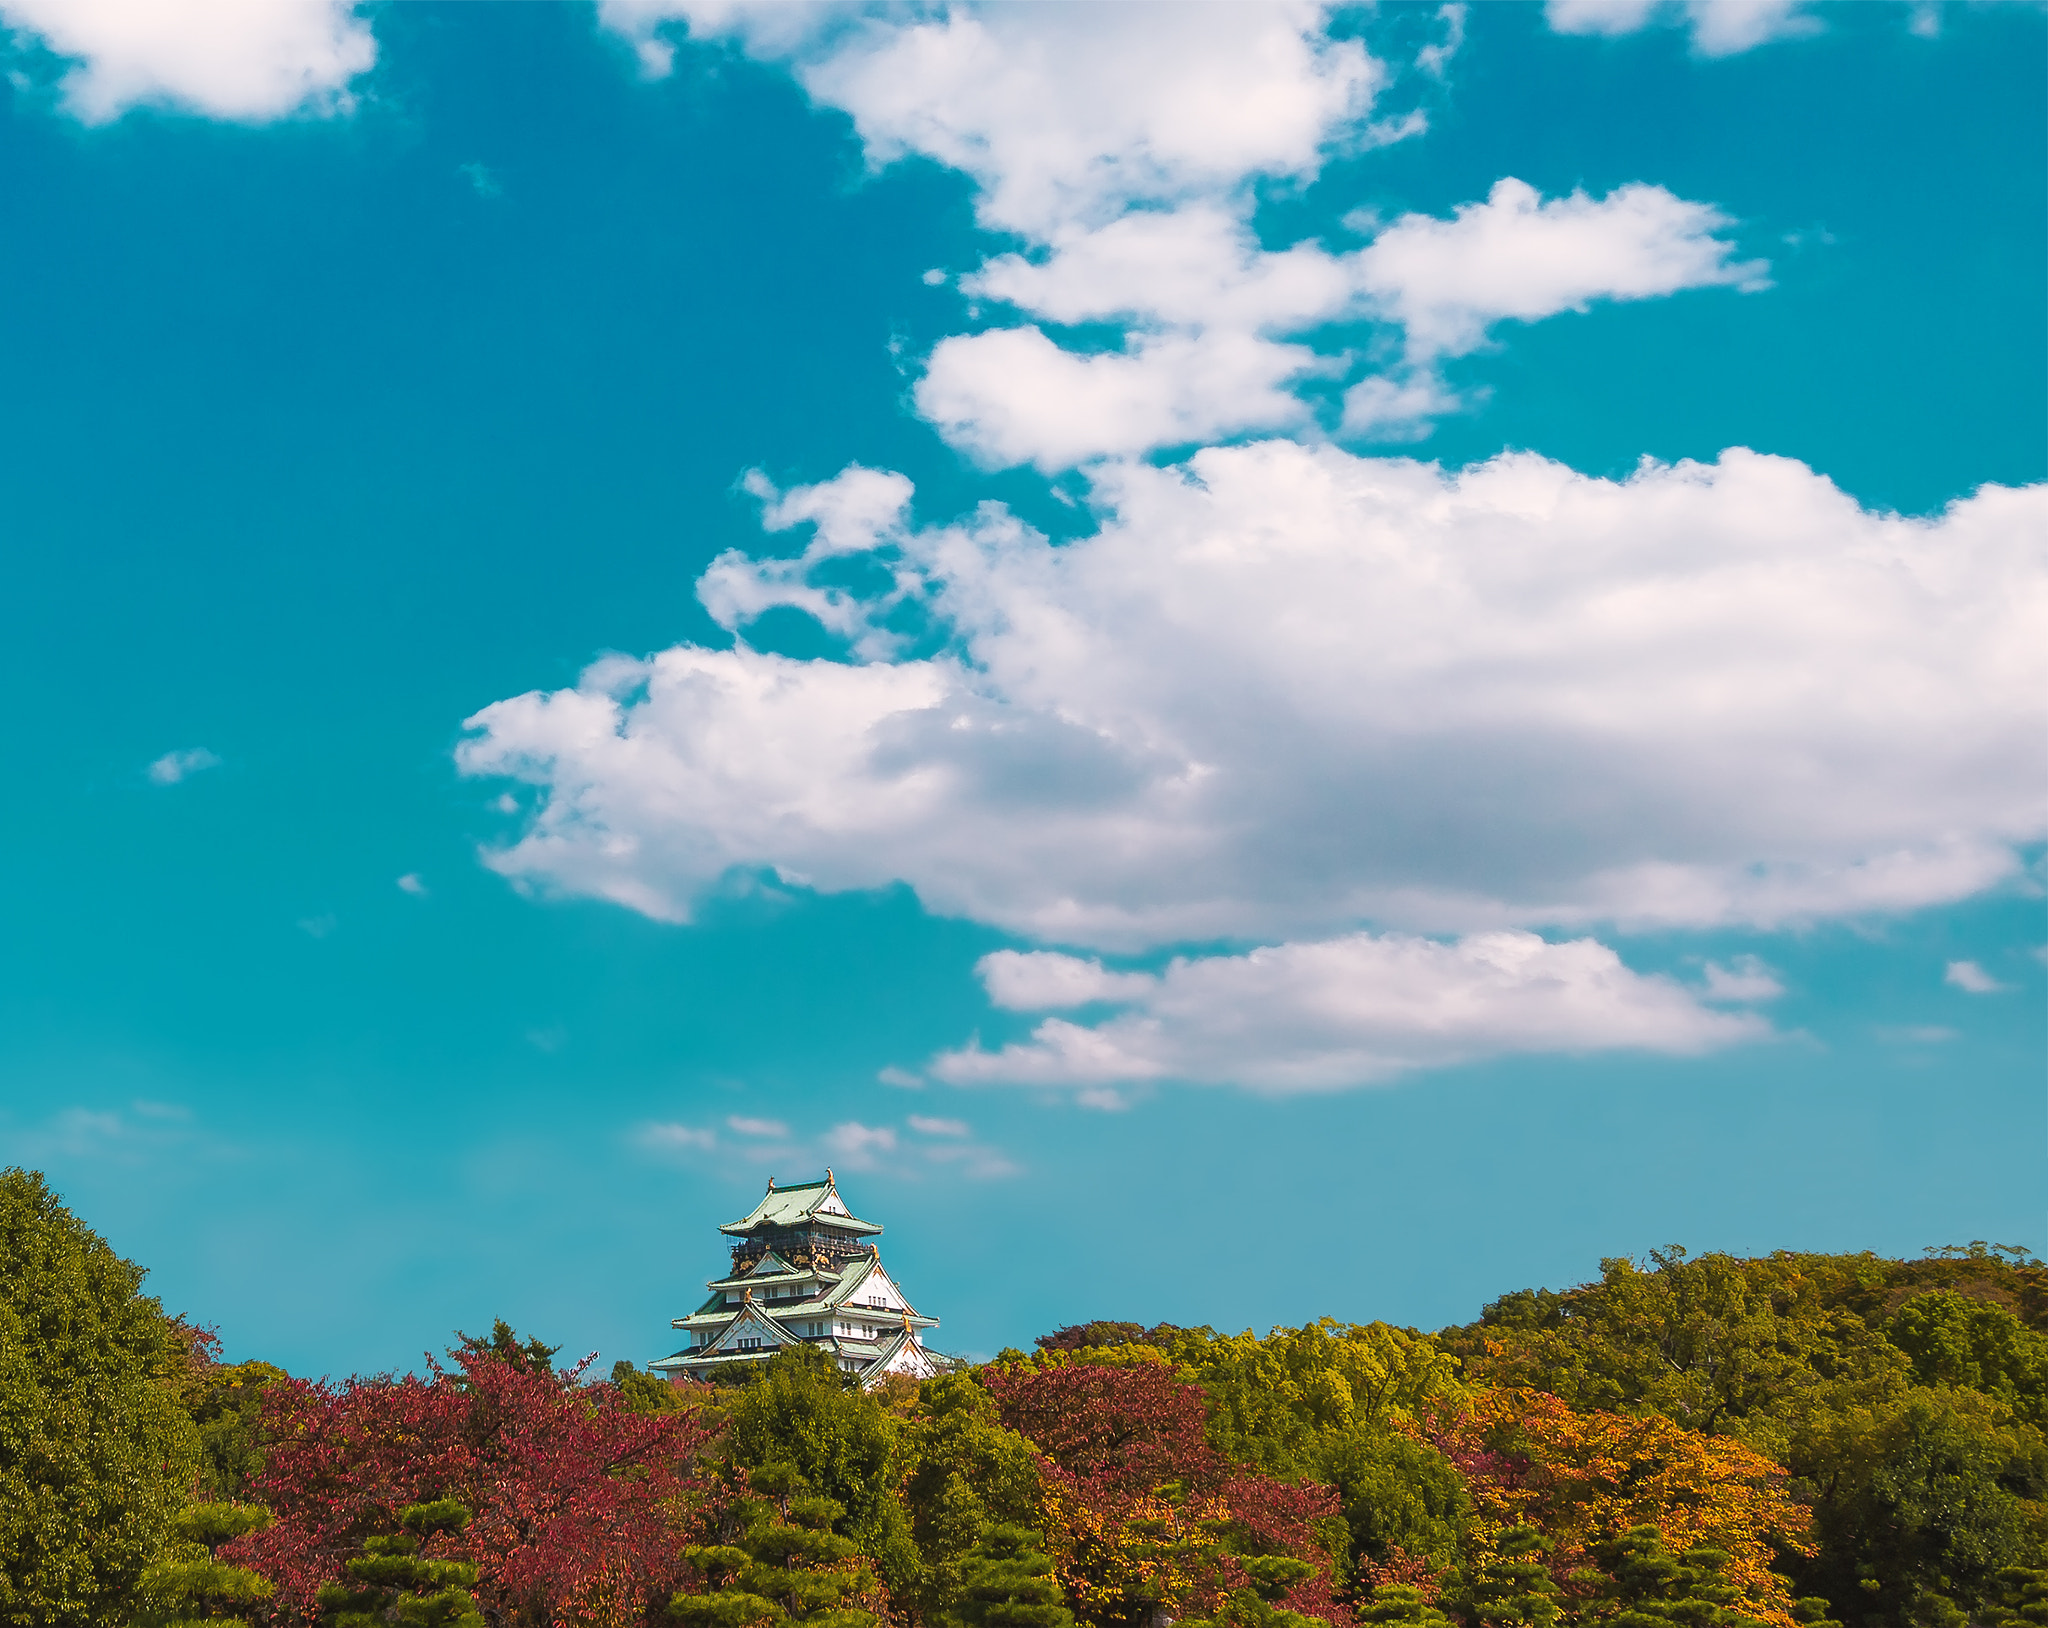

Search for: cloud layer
xmin=601 ymin=2 xmax=1763 ymax=462
xmin=934 ymin=932 xmax=1768 ymax=1102
xmin=0 ymin=0 xmax=375 ymax=123
xmin=461 ymin=444 xmax=2046 ymax=951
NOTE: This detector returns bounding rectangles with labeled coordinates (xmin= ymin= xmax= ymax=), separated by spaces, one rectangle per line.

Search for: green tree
xmin=1314 ymin=1426 xmax=1467 ymax=1579
xmin=1980 ymin=1568 xmax=2048 ymax=1628
xmin=0 ymin=1167 xmax=202 ymax=1628
xmin=675 ymin=1477 xmax=878 ymax=1628
xmin=1888 ymin=1294 xmax=2048 ymax=1427
xmin=613 ymin=1358 xmax=694 ymax=1415
xmin=1456 ymin=1526 xmax=1559 ymax=1628
xmin=945 ymin=1524 xmax=1076 ymax=1628
xmin=1585 ymin=1526 xmax=1770 ymax=1628
xmin=315 ymin=1500 xmax=485 ymax=1628
xmin=1787 ymin=1387 xmax=2047 ymax=1628
xmin=897 ymin=1374 xmax=1045 ymax=1625
xmin=127 ymin=1503 xmax=274 ymax=1628
xmin=1358 ymin=1586 xmax=1454 ymax=1628
xmin=725 ymin=1346 xmax=920 ymax=1594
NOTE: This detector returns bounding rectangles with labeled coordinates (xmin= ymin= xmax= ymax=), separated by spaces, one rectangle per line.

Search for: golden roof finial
xmin=767 ymin=1176 xmax=776 ymax=1191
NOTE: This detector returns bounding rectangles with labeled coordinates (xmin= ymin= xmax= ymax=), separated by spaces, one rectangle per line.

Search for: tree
xmin=723 ymin=1346 xmax=920 ymax=1596
xmin=613 ymin=1360 xmax=696 ymax=1416
xmin=160 ymin=1320 xmax=288 ymax=1499
xmin=945 ymin=1524 xmax=1077 ymax=1628
xmin=1887 ymin=1295 xmax=2048 ymax=1427
xmin=1456 ymin=1526 xmax=1559 ymax=1628
xmin=1430 ymin=1389 xmax=1814 ymax=1622
xmin=127 ymin=1502 xmax=274 ymax=1628
xmin=1784 ymin=1387 xmax=2047 ymax=1628
xmin=1313 ymin=1426 xmax=1466 ymax=1584
xmin=896 ymin=1374 xmax=1045 ymax=1625
xmin=231 ymin=1327 xmax=726 ymax=1626
xmin=316 ymin=1499 xmax=484 ymax=1628
xmin=1357 ymin=1586 xmax=1453 ymax=1628
xmin=674 ymin=1475 xmax=880 ymax=1628
xmin=1586 ymin=1526 xmax=1771 ymax=1628
xmin=1980 ymin=1567 xmax=2048 ymax=1628
xmin=0 ymin=1167 xmax=201 ymax=1628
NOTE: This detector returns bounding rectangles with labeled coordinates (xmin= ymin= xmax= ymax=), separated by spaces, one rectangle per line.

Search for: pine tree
xmin=315 ymin=1500 xmax=484 ymax=1628
xmin=1587 ymin=1526 xmax=1769 ymax=1628
xmin=129 ymin=1502 xmax=275 ymax=1628
xmin=946 ymin=1524 xmax=1076 ymax=1628
xmin=673 ymin=1471 xmax=879 ymax=1628
xmin=1983 ymin=1568 xmax=2048 ymax=1628
xmin=1359 ymin=1584 xmax=1455 ymax=1628
xmin=1461 ymin=1526 xmax=1560 ymax=1628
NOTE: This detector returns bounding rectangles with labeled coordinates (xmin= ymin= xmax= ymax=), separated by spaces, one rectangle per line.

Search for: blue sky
xmin=0 ymin=0 xmax=2040 ymax=1379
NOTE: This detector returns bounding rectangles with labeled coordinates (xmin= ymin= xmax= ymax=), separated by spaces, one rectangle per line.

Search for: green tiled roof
xmin=719 ymin=1171 xmax=883 ymax=1237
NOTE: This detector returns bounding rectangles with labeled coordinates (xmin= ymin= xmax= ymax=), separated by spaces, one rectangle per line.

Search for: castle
xmin=651 ymin=1170 xmax=945 ymax=1386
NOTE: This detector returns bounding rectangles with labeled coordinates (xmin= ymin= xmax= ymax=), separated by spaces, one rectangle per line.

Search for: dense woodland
xmin=2 ymin=1167 xmax=2042 ymax=1628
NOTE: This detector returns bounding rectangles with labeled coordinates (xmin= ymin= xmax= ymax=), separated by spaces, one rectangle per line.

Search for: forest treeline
xmin=2 ymin=1166 xmax=2042 ymax=1628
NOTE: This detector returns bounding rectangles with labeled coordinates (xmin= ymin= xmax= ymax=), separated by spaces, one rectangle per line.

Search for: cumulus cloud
xmin=1944 ymin=959 xmax=2007 ymax=995
xmin=728 ymin=1115 xmax=790 ymax=1138
xmin=908 ymin=1115 xmax=970 ymax=1137
xmin=1544 ymin=0 xmax=1822 ymax=55
xmin=597 ymin=5 xmax=1764 ymax=465
xmin=921 ymin=178 xmax=1761 ymax=469
xmin=1354 ymin=178 xmax=1769 ymax=360
xmin=0 ymin=0 xmax=376 ymax=124
xmin=978 ymin=951 xmax=1158 ymax=1011
xmin=396 ymin=873 xmax=427 ymax=895
xmin=460 ymin=445 xmax=2047 ymax=951
xmin=147 ymin=746 xmax=220 ymax=785
xmin=604 ymin=2 xmax=1384 ymax=236
xmin=934 ymin=930 xmax=1767 ymax=1097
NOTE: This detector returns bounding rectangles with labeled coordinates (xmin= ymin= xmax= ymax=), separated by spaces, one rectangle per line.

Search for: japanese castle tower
xmin=651 ymin=1170 xmax=944 ymax=1386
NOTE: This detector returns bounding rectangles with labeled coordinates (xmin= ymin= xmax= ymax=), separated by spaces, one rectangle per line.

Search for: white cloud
xmin=977 ymin=951 xmax=1158 ymax=1010
xmin=918 ymin=324 xmax=1324 ymax=471
xmin=0 ymin=0 xmax=376 ymax=124
xmin=637 ymin=1121 xmax=717 ymax=1154
xmin=1354 ymin=178 xmax=1768 ymax=361
xmin=1944 ymin=959 xmax=2008 ymax=995
xmin=727 ymin=1115 xmax=791 ymax=1138
xmin=606 ymin=2 xmax=1387 ymax=237
xmin=597 ymin=5 xmax=1761 ymax=466
xmin=297 ymin=914 xmax=336 ymax=939
xmin=908 ymin=1115 xmax=970 ymax=1137
xmin=1544 ymin=0 xmax=1822 ymax=56
xmin=1699 ymin=955 xmax=1784 ymax=1002
xmin=396 ymin=873 xmax=426 ymax=895
xmin=934 ymin=930 xmax=1766 ymax=1096
xmin=147 ymin=747 xmax=219 ymax=785
xmin=923 ymin=178 xmax=1760 ymax=468
xmin=822 ymin=1120 xmax=898 ymax=1171
xmin=460 ymin=446 xmax=2047 ymax=952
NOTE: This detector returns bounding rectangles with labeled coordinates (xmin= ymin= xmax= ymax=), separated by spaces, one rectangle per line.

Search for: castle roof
xmin=719 ymin=1169 xmax=882 ymax=1237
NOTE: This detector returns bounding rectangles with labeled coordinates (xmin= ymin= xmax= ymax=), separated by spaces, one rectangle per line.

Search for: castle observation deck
xmin=649 ymin=1170 xmax=945 ymax=1387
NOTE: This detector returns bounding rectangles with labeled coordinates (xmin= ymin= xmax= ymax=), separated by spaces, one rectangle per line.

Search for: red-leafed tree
xmin=223 ymin=1329 xmax=726 ymax=1627
xmin=983 ymin=1354 xmax=1224 ymax=1496
xmin=982 ymin=1357 xmax=1350 ymax=1628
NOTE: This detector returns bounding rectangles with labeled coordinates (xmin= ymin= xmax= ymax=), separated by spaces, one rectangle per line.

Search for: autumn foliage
xmin=225 ymin=1340 xmax=724 ymax=1626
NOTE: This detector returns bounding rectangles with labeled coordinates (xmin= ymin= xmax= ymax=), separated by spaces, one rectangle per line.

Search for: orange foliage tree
xmin=1428 ymin=1388 xmax=1813 ymax=1624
